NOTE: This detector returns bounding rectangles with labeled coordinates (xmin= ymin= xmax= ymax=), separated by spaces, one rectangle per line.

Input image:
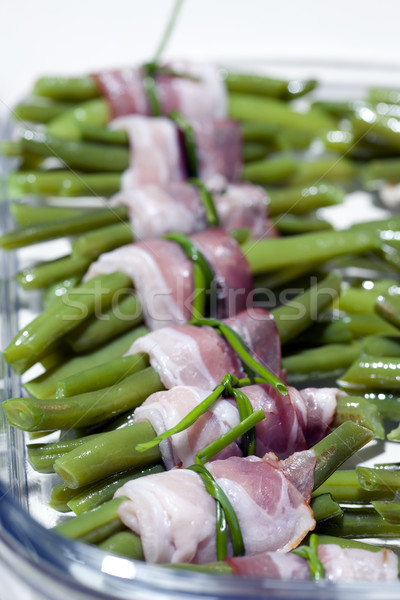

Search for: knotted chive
xmin=169 ymin=111 xmax=198 ymax=177
xmin=190 ymin=317 xmax=288 ymax=395
xmin=292 ymin=534 xmax=325 ymax=581
xmin=163 ymin=232 xmax=215 ymax=318
xmin=136 ymin=373 xmax=261 ymax=455
xmin=189 ymin=178 xmax=219 ymax=227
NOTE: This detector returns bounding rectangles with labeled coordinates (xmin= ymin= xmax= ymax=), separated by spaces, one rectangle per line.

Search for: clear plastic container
xmin=1 ymin=60 xmax=400 ymax=599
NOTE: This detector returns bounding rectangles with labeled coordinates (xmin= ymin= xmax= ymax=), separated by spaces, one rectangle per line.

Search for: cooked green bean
xmin=337 ymin=280 xmax=398 ymax=315
xmin=316 ymin=509 xmax=400 ymax=539
xmin=5 ymin=271 xmax=132 ymax=369
xmin=339 ymin=355 xmax=400 ymax=392
xmin=267 ymin=184 xmax=345 ymax=217
xmin=282 ymin=342 xmax=362 ymax=381
xmin=27 ymin=434 xmax=100 ymax=473
xmin=10 ymin=203 xmax=85 ymax=227
xmin=54 ymin=421 xmax=161 ymax=489
xmin=375 ymin=291 xmax=400 ymax=329
xmin=42 ymin=277 xmax=81 ymax=307
xmin=343 ymin=313 xmax=399 ymax=338
xmin=57 ymin=353 xmax=149 ymax=398
xmin=17 ymin=255 xmax=92 ymax=290
xmin=310 ymin=494 xmax=343 ymax=523
xmin=72 ymin=222 xmax=134 ymax=258
xmin=272 ymin=214 xmax=333 ymax=235
xmin=372 ymin=499 xmax=400 ymax=523
xmin=14 ymin=98 xmax=77 ymax=123
xmin=357 ymin=467 xmax=400 ymax=492
xmin=0 ymin=206 xmax=127 ymax=250
xmin=98 ymin=531 xmax=145 ymax=559
xmin=4 ymin=367 xmax=164 ymax=432
xmin=312 ymin=470 xmax=393 ymax=504
xmin=23 ymin=326 xmax=148 ymax=400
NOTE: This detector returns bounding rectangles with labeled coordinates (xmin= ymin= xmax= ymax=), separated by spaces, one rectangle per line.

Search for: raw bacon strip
xmin=134 ymin=386 xmax=242 ymax=469
xmin=317 ymin=545 xmax=399 ymax=582
xmin=190 ymin=118 xmax=243 ymax=188
xmin=85 ymin=239 xmax=193 ymax=330
xmin=226 ymin=551 xmax=310 ymax=579
xmin=91 ymin=62 xmax=227 ymax=120
xmin=112 ymin=115 xmax=186 ymax=188
xmin=85 ymin=229 xmax=252 ymax=329
xmin=115 ymin=454 xmax=315 ymax=564
xmin=128 ymin=325 xmax=245 ymax=389
xmin=134 ymin=384 xmax=338 ymax=469
xmin=299 ymin=387 xmax=343 ymax=447
xmin=128 ymin=309 xmax=280 ymax=388
xmin=110 ymin=182 xmax=276 ymax=242
xmin=191 ymin=228 xmax=253 ymax=318
xmin=227 ymin=546 xmax=399 ymax=581
xmin=91 ymin=67 xmax=150 ymax=120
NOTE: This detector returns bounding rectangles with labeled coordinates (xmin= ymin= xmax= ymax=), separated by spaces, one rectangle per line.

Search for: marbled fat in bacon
xmin=91 ymin=62 xmax=227 ymax=120
xmin=134 ymin=386 xmax=242 ymax=469
xmin=226 ymin=546 xmax=399 ymax=581
xmin=128 ymin=309 xmax=280 ymax=388
xmin=112 ymin=116 xmax=186 ymax=188
xmin=84 ymin=239 xmax=193 ymax=330
xmin=110 ymin=182 xmax=276 ymax=243
xmin=115 ymin=454 xmax=315 ymax=564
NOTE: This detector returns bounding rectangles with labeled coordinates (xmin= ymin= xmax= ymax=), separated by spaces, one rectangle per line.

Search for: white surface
xmin=1 ymin=0 xmax=400 ymax=118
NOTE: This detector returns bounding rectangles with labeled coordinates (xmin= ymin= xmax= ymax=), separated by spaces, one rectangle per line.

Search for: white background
xmin=1 ymin=0 xmax=400 ymax=117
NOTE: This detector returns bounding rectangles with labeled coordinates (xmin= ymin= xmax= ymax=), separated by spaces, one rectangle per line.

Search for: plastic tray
xmin=1 ymin=60 xmax=400 ymax=599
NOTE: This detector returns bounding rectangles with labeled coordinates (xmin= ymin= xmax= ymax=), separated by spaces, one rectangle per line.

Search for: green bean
xmin=366 ymin=393 xmax=400 ymax=421
xmin=5 ymin=271 xmax=132 ymax=368
xmin=57 ymin=353 xmax=149 ymax=398
xmin=267 ymin=184 xmax=345 ymax=217
xmin=54 ymin=421 xmax=161 ymax=489
xmin=241 ymin=155 xmax=298 ymax=184
xmin=65 ymin=293 xmax=143 ymax=354
xmin=49 ymin=484 xmax=79 ymax=512
xmin=14 ymin=98 xmax=77 ymax=123
xmin=337 ymin=279 xmax=398 ymax=315
xmin=16 ymin=255 xmax=92 ymax=290
xmin=72 ymin=222 xmax=134 ymax=259
xmin=298 ymin=319 xmax=354 ymax=346
xmin=368 ymin=88 xmax=400 ymax=105
xmin=312 ymin=470 xmax=393 ymax=504
xmin=376 ymin=291 xmax=400 ymax=329
xmin=282 ymin=342 xmax=362 ymax=381
xmin=253 ymin=261 xmax=320 ymax=292
xmin=229 ymin=94 xmax=335 ymax=135
xmin=67 ymin=464 xmax=165 ymax=514
xmin=24 ymin=326 xmax=148 ymax=400
xmin=46 ymin=99 xmax=109 ymax=140
xmin=333 ymin=396 xmax=385 ymax=439
xmin=42 ymin=277 xmax=81 ymax=307
xmin=310 ymin=494 xmax=343 ymax=523
xmin=8 ymin=170 xmax=76 ymax=197
xmin=357 ymin=467 xmax=400 ymax=492
xmin=272 ymin=214 xmax=333 ymax=235
xmin=271 ymin=272 xmax=342 ymax=344
xmin=312 ymin=422 xmax=374 ymax=491
xmin=242 ymin=229 xmax=381 ymax=275
xmin=242 ymin=142 xmax=268 ymax=163
xmin=8 ymin=170 xmax=122 ymax=198
xmin=316 ymin=509 xmax=400 ymax=539
xmin=372 ymin=499 xmax=400 ymax=523
xmin=59 ymin=173 xmax=122 ymax=196
xmin=98 ymin=531 xmax=145 ymax=559
xmin=4 ymin=367 xmax=164 ymax=432
xmin=20 ymin=131 xmax=129 ymax=172
xmin=388 ymin=424 xmax=400 ymax=440
xmin=53 ymin=497 xmax=127 ymax=543
xmin=224 ymin=73 xmax=288 ymax=98
xmin=352 ymin=108 xmax=400 ymax=151
xmin=27 ymin=434 xmax=100 ymax=473
xmin=10 ymin=203 xmax=85 ymax=227
xmin=0 ymin=206 xmax=128 ymax=250
xmin=33 ymin=76 xmax=99 ymax=101
xmin=312 ymin=100 xmax=361 ymax=119
xmin=339 ymin=355 xmax=400 ymax=392
xmin=79 ymin=123 xmax=128 ymax=145
xmin=343 ymin=313 xmax=399 ymax=338
xmin=362 ymin=335 xmax=400 ymax=357
xmin=288 ymin=157 xmax=356 ymax=187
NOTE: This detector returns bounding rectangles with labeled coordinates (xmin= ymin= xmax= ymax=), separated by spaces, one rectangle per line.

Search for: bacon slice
xmin=317 ymin=545 xmax=399 ymax=582
xmin=134 ymin=385 xmax=337 ymax=470
xmin=112 ymin=115 xmax=186 ymax=188
xmin=226 ymin=546 xmax=399 ymax=581
xmin=116 ymin=454 xmax=315 ymax=564
xmin=85 ymin=230 xmax=252 ymax=329
xmin=128 ymin=309 xmax=280 ymax=387
xmin=134 ymin=386 xmax=242 ymax=469
xmin=226 ymin=551 xmax=310 ymax=579
xmin=110 ymin=182 xmax=276 ymax=242
xmin=85 ymin=239 xmax=193 ymax=330
xmin=91 ymin=62 xmax=227 ymax=120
